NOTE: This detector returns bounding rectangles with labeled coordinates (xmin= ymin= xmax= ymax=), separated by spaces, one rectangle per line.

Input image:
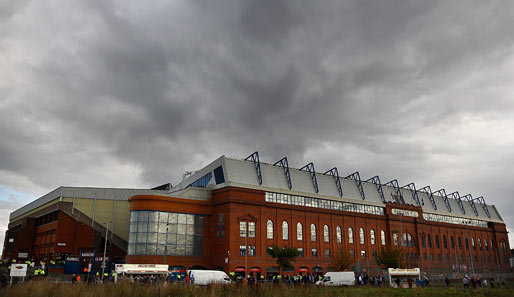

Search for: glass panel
xmin=147 ymin=233 xmax=157 ymax=244
xmin=130 ymin=221 xmax=138 ymax=233
xmin=177 ymin=225 xmax=186 ymax=235
xmin=186 ymin=235 xmax=194 ymax=246
xmin=129 ymin=232 xmax=137 ymax=244
xmin=147 ymin=244 xmax=157 ymax=255
xmin=148 ymin=212 xmax=159 ymax=222
xmin=168 ymin=213 xmax=178 ymax=224
xmin=167 ymin=244 xmax=176 ymax=256
xmin=186 ymin=214 xmax=195 ymax=224
xmin=136 ymin=243 xmax=146 ymax=255
xmin=167 ymin=233 xmax=177 ymax=245
xmin=185 ymin=246 xmax=193 ymax=256
xmin=130 ymin=211 xmax=138 ymax=222
xmin=158 ymin=212 xmax=168 ymax=223
xmin=177 ymin=234 xmax=186 ymax=245
xmin=156 ymin=244 xmax=165 ymax=255
xmin=178 ymin=214 xmax=187 ymax=224
xmin=148 ymin=222 xmax=158 ymax=233
xmin=128 ymin=243 xmax=135 ymax=255
xmin=158 ymin=222 xmax=167 ymax=233
xmin=138 ymin=222 xmax=148 ymax=233
xmin=196 ymin=216 xmax=205 ymax=227
xmin=194 ymin=222 xmax=204 ymax=234
xmin=186 ymin=224 xmax=195 ymax=235
xmin=136 ymin=232 xmax=147 ymax=244
xmin=138 ymin=211 xmax=149 ymax=222
xmin=176 ymin=245 xmax=185 ymax=255
xmin=167 ymin=224 xmax=177 ymax=234
xmin=158 ymin=233 xmax=167 ymax=244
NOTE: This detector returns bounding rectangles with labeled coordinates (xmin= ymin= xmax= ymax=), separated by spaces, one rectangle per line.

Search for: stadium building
xmin=2 ymin=153 xmax=512 ymax=277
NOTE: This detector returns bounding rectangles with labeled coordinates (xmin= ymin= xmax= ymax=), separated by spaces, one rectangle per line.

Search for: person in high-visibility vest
xmin=40 ymin=270 xmax=46 ymax=276
xmin=34 ymin=269 xmax=39 ymax=276
xmin=12 ymin=259 xmax=16 ymax=263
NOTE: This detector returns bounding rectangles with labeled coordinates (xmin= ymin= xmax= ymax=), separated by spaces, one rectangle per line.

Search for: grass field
xmin=1 ymin=281 xmax=513 ymax=297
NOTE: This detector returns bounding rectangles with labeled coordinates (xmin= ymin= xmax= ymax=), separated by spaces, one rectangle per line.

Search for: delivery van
xmin=187 ymin=270 xmax=231 ymax=285
xmin=315 ymin=271 xmax=355 ymax=286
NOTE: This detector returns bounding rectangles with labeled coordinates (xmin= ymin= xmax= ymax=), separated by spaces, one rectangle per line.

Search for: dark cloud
xmin=1 ymin=0 xmax=514 ymax=248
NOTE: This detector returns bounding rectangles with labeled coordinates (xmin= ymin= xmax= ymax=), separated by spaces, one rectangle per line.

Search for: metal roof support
xmin=385 ymin=179 xmax=405 ymax=204
xmin=462 ymin=194 xmax=478 ymax=216
xmin=346 ymin=172 xmax=365 ymax=200
xmin=473 ymin=196 xmax=491 ymax=218
xmin=434 ymin=189 xmax=452 ymax=212
xmin=401 ymin=183 xmax=421 ymax=207
xmin=417 ymin=186 xmax=437 ymax=210
xmin=324 ymin=167 xmax=343 ymax=197
xmin=273 ymin=157 xmax=292 ymax=190
xmin=244 ymin=151 xmax=263 ymax=185
xmin=300 ymin=162 xmax=319 ymax=193
xmin=448 ymin=191 xmax=466 ymax=215
xmin=365 ymin=176 xmax=385 ymax=203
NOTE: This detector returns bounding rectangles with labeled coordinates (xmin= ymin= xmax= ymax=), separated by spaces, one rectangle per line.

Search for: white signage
xmin=392 ymin=209 xmax=419 ymax=218
xmin=388 ymin=268 xmax=420 ymax=276
xmin=57 ymin=243 xmax=66 ymax=246
xmin=10 ymin=264 xmax=28 ymax=277
xmin=115 ymin=264 xmax=168 ymax=274
xmin=18 ymin=252 xmax=28 ymax=258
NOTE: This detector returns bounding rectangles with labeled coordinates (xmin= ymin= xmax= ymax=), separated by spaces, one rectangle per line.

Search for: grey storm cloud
xmin=1 ymin=0 xmax=514 ymax=247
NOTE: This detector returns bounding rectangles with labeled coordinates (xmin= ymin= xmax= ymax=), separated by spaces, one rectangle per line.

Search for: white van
xmin=187 ymin=270 xmax=231 ymax=285
xmin=315 ymin=271 xmax=355 ymax=286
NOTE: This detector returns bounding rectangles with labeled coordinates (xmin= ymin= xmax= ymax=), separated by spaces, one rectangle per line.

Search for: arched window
xmin=421 ymin=234 xmax=426 ymax=248
xmin=323 ymin=225 xmax=329 ymax=242
xmin=282 ymin=221 xmax=289 ymax=240
xmin=427 ymin=234 xmax=432 ymax=248
xmin=402 ymin=233 xmax=407 ymax=246
xmin=471 ymin=237 xmax=475 ymax=249
xmin=370 ymin=229 xmax=376 ymax=245
xmin=381 ymin=230 xmax=386 ymax=245
xmin=435 ymin=235 xmax=440 ymax=248
xmin=359 ymin=228 xmax=365 ymax=244
xmin=465 ymin=238 xmax=469 ymax=250
xmin=458 ymin=237 xmax=462 ymax=249
xmin=407 ymin=233 xmax=413 ymax=247
xmin=485 ymin=239 xmax=488 ymax=251
xmin=297 ymin=223 xmax=303 ymax=241
xmin=348 ymin=227 xmax=354 ymax=244
xmin=478 ymin=238 xmax=482 ymax=250
xmin=443 ymin=235 xmax=448 ymax=249
xmin=451 ymin=236 xmax=455 ymax=249
xmin=311 ymin=224 xmax=317 ymax=241
xmin=336 ymin=226 xmax=342 ymax=243
xmin=267 ymin=220 xmax=273 ymax=239
xmin=393 ymin=233 xmax=399 ymax=245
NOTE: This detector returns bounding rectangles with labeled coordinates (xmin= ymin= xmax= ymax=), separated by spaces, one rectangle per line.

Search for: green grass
xmin=1 ymin=281 xmax=513 ymax=297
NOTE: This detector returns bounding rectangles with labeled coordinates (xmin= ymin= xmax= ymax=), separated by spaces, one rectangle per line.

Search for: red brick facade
xmin=126 ymin=186 xmax=512 ymax=276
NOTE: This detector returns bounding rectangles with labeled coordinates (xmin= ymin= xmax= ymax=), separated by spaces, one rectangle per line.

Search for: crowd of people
xmin=462 ymin=275 xmax=506 ymax=289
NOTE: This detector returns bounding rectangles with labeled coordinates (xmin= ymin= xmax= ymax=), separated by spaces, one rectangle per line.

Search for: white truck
xmin=187 ymin=270 xmax=231 ymax=285
xmin=315 ymin=271 xmax=355 ymax=286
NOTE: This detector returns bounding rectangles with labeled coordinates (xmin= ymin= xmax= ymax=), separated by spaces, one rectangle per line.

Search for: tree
xmin=376 ymin=245 xmax=406 ymax=269
xmin=330 ymin=248 xmax=354 ymax=271
xmin=266 ymin=245 xmax=299 ymax=275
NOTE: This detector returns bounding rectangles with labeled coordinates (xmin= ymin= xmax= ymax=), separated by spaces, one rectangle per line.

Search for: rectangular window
xmin=423 ymin=253 xmax=427 ymax=260
xmin=248 ymin=222 xmax=256 ymax=238
xmin=311 ymin=249 xmax=318 ymax=258
xmin=325 ymin=249 xmax=331 ymax=258
xmin=218 ymin=213 xmax=223 ymax=222
xmin=213 ymin=166 xmax=225 ymax=184
xmin=298 ymin=248 xmax=304 ymax=257
xmin=240 ymin=245 xmax=247 ymax=256
xmin=249 ymin=245 xmax=256 ymax=256
xmin=240 ymin=222 xmax=247 ymax=238
xmin=349 ymin=250 xmax=354 ymax=258
xmin=361 ymin=250 xmax=366 ymax=259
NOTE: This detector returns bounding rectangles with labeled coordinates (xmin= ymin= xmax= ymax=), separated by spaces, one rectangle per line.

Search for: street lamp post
xmin=102 ymin=221 xmax=111 ymax=281
xmin=164 ymin=224 xmax=169 ymax=265
xmin=245 ymin=223 xmax=248 ymax=281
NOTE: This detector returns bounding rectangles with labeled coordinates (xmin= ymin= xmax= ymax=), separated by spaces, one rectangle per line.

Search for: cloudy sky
xmin=1 ymin=0 xmax=514 ymax=251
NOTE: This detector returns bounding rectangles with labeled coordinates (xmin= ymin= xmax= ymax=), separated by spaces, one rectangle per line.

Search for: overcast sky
xmin=1 ymin=0 xmax=514 ymax=252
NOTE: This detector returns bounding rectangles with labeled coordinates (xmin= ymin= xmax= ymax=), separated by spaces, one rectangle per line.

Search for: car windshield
xmin=324 ymin=276 xmax=331 ymax=281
